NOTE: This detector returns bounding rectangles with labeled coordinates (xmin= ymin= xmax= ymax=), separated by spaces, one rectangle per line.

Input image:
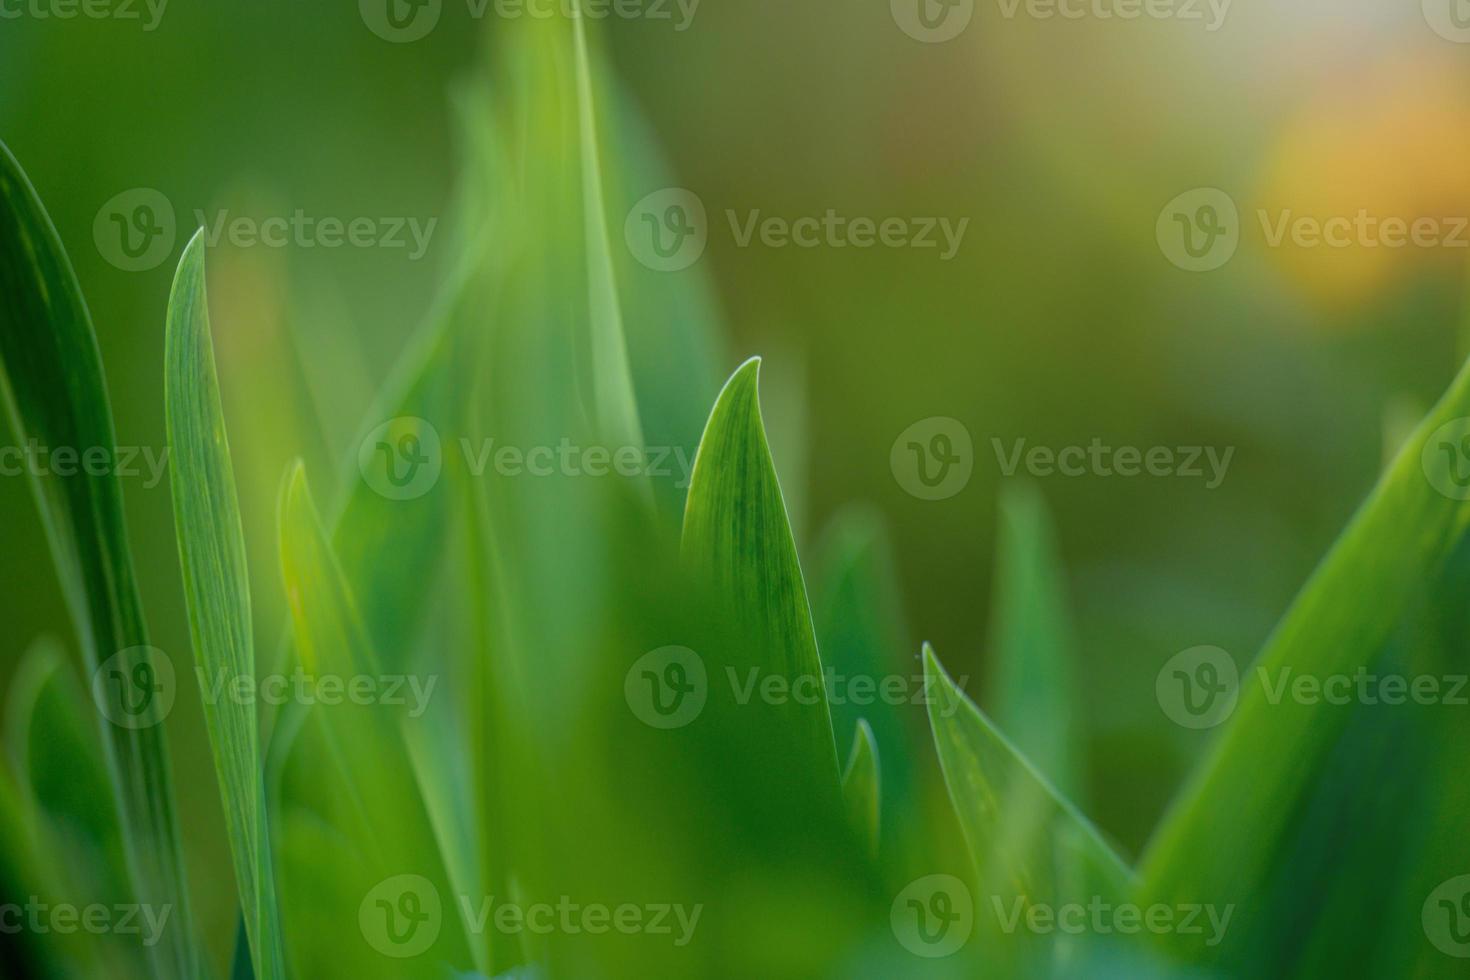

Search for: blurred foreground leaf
xmin=0 ymin=138 xmax=201 ymax=978
xmin=1139 ymin=353 xmax=1470 ymax=970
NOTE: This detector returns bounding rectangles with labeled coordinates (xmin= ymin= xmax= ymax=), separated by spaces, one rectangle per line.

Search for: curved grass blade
xmin=925 ymin=644 xmax=1131 ymax=969
xmin=277 ymin=463 xmax=471 ymax=975
xmin=841 ymin=719 xmax=880 ymax=857
xmin=1138 ymin=353 xmax=1470 ymax=966
xmin=682 ymin=357 xmax=841 ymax=797
xmin=165 ymin=233 xmax=285 ymax=980
xmin=986 ymin=483 xmax=1083 ymax=799
xmin=0 ymin=138 xmax=200 ymax=978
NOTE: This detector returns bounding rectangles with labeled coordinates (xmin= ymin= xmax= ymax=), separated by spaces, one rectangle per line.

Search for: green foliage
xmin=165 ymin=233 xmax=286 ymax=980
xmin=4 ymin=15 xmax=1470 ymax=980
xmin=0 ymin=139 xmax=202 ymax=979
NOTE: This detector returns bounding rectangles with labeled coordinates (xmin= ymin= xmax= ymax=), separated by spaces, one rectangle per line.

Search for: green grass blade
xmin=164 ymin=233 xmax=286 ymax=980
xmin=596 ymin=78 xmax=723 ymax=521
xmin=0 ymin=138 xmax=200 ymax=978
xmin=841 ymin=719 xmax=880 ymax=856
xmin=277 ymin=463 xmax=471 ymax=975
xmin=813 ymin=507 xmax=916 ymax=824
xmin=571 ymin=12 xmax=645 ymax=455
xmin=985 ymin=483 xmax=1083 ymax=799
xmin=682 ymin=357 xmax=842 ymax=794
xmin=925 ymin=644 xmax=1131 ymax=968
xmin=1138 ymin=353 xmax=1470 ymax=963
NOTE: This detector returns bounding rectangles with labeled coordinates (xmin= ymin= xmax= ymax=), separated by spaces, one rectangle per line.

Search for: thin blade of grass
xmin=571 ymin=11 xmax=645 ymax=457
xmin=277 ymin=463 xmax=472 ymax=975
xmin=925 ymin=644 xmax=1131 ymax=970
xmin=841 ymin=719 xmax=880 ymax=857
xmin=165 ymin=232 xmax=286 ymax=980
xmin=986 ymin=483 xmax=1083 ymax=799
xmin=813 ymin=507 xmax=916 ymax=830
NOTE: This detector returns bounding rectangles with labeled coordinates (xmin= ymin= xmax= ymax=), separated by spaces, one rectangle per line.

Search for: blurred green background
xmin=2 ymin=0 xmax=1467 ymax=962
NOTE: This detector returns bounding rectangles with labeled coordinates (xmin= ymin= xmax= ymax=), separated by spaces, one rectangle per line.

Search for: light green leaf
xmin=925 ymin=643 xmax=1131 ymax=958
xmin=1138 ymin=353 xmax=1470 ymax=965
xmin=0 ymin=138 xmax=201 ymax=978
xmin=164 ymin=233 xmax=285 ymax=980
xmin=841 ymin=719 xmax=880 ymax=856
xmin=986 ymin=483 xmax=1083 ymax=799
xmin=276 ymin=462 xmax=472 ymax=975
xmin=571 ymin=14 xmax=645 ymax=456
xmin=682 ymin=357 xmax=841 ymax=795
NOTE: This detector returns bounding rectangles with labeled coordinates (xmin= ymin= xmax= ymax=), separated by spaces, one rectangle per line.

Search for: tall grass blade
xmin=165 ymin=232 xmax=286 ymax=980
xmin=682 ymin=358 xmax=841 ymax=800
xmin=925 ymin=644 xmax=1131 ymax=970
xmin=986 ymin=483 xmax=1083 ymax=799
xmin=841 ymin=719 xmax=880 ymax=856
xmin=0 ymin=138 xmax=201 ymax=978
